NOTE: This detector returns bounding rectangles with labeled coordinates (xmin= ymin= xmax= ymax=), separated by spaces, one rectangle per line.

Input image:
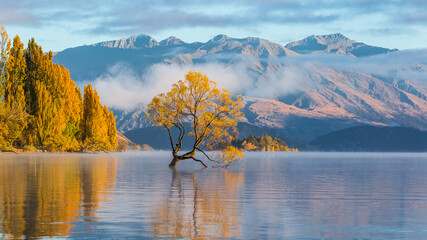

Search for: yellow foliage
xmin=220 ymin=146 xmax=244 ymax=167
xmin=242 ymin=140 xmax=257 ymax=151
xmin=82 ymin=85 xmax=117 ymax=151
xmin=237 ymin=134 xmax=298 ymax=152
xmin=0 ymin=26 xmax=117 ymax=152
xmin=0 ymin=25 xmax=10 ymax=83
xmin=147 ymin=70 xmax=244 ymax=167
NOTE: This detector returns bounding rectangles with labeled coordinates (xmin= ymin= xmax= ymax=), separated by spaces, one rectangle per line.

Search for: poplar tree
xmin=0 ymin=25 xmax=11 ymax=148
xmin=104 ymin=105 xmax=118 ymax=150
xmin=0 ymin=25 xmax=10 ymax=82
xmin=0 ymin=26 xmax=118 ymax=152
xmin=59 ymin=66 xmax=82 ymax=151
xmin=82 ymin=84 xmax=116 ymax=151
xmin=24 ymin=39 xmax=84 ymax=150
xmin=3 ymin=36 xmax=27 ymax=146
xmin=24 ymin=39 xmax=57 ymax=148
xmin=4 ymin=36 xmax=26 ymax=106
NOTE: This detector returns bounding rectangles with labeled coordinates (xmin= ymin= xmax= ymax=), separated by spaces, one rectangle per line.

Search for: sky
xmin=1 ymin=0 xmax=427 ymax=52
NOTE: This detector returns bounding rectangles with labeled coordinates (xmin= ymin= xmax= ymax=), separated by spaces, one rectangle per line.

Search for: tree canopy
xmin=147 ymin=70 xmax=244 ymax=167
xmin=0 ymin=26 xmax=117 ymax=152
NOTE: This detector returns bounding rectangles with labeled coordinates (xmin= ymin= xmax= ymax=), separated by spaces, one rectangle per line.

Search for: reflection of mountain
xmin=0 ymin=155 xmax=117 ymax=239
xmin=150 ymin=169 xmax=244 ymax=239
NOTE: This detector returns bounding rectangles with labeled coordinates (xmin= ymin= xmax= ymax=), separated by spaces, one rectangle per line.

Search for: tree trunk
xmin=169 ymin=150 xmax=206 ymax=167
xmin=169 ymin=157 xmax=180 ymax=168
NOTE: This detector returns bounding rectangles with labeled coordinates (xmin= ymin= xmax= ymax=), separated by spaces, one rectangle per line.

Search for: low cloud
xmin=92 ymin=60 xmax=306 ymax=110
xmin=279 ymin=49 xmax=427 ymax=84
xmin=92 ymin=62 xmax=256 ymax=110
xmin=245 ymin=64 xmax=308 ymax=98
xmin=91 ymin=64 xmax=146 ymax=110
xmin=92 ymin=48 xmax=427 ymax=110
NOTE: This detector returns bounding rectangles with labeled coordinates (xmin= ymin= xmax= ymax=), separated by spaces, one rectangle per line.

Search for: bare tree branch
xmin=196 ymin=147 xmax=218 ymax=163
xmin=165 ymin=125 xmax=175 ymax=152
xmin=191 ymin=157 xmax=207 ymax=167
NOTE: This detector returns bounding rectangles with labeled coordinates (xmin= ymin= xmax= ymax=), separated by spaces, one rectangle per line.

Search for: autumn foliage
xmin=147 ymin=70 xmax=244 ymax=167
xmin=235 ymin=134 xmax=298 ymax=152
xmin=0 ymin=26 xmax=117 ymax=152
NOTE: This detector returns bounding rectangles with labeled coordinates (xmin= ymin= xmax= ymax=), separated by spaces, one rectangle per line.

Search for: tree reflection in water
xmin=0 ymin=155 xmax=117 ymax=239
xmin=150 ymin=167 xmax=244 ymax=239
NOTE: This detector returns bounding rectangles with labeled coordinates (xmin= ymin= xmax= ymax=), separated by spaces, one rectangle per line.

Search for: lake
xmin=1 ymin=152 xmax=427 ymax=239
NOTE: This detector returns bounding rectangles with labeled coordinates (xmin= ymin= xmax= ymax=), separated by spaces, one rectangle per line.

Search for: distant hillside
xmin=123 ymin=122 xmax=315 ymax=151
xmin=233 ymin=134 xmax=298 ymax=152
xmin=117 ymin=132 xmax=153 ymax=151
xmin=310 ymin=126 xmax=427 ymax=152
xmin=236 ymin=122 xmax=316 ymax=150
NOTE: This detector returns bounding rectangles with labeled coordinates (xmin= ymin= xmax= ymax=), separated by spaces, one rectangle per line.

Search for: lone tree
xmin=147 ymin=70 xmax=244 ymax=167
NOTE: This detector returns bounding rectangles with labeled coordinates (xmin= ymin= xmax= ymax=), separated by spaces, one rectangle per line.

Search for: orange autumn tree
xmin=0 ymin=25 xmax=117 ymax=152
xmin=82 ymin=84 xmax=117 ymax=151
xmin=147 ymin=71 xmax=244 ymax=167
xmin=0 ymin=25 xmax=11 ymax=148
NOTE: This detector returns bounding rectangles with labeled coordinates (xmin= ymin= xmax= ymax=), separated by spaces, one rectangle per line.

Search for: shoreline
xmin=0 ymin=150 xmax=120 ymax=155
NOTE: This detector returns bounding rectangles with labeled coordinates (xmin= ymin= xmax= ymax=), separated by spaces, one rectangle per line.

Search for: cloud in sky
xmin=0 ymin=8 xmax=37 ymax=25
xmin=2 ymin=0 xmax=427 ymax=51
xmin=1 ymin=0 xmax=424 ymax=27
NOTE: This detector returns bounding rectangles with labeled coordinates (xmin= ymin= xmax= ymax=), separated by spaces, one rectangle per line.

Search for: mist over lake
xmin=1 ymin=151 xmax=427 ymax=239
xmin=3 ymin=0 xmax=427 ymax=238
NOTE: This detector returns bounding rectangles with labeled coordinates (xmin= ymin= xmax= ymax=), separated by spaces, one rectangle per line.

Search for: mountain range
xmin=53 ymin=33 xmax=427 ymax=146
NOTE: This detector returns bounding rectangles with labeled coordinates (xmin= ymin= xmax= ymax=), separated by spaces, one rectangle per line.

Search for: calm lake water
xmin=1 ymin=152 xmax=427 ymax=239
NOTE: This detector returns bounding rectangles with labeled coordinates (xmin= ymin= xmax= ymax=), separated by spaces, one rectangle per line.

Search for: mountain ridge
xmin=92 ymin=34 xmax=160 ymax=49
xmin=52 ymin=33 xmax=426 ymax=143
xmin=285 ymin=33 xmax=398 ymax=57
xmin=89 ymin=33 xmax=397 ymax=57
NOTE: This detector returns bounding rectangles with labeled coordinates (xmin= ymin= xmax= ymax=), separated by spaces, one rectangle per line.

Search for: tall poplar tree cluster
xmin=0 ymin=26 xmax=117 ymax=152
